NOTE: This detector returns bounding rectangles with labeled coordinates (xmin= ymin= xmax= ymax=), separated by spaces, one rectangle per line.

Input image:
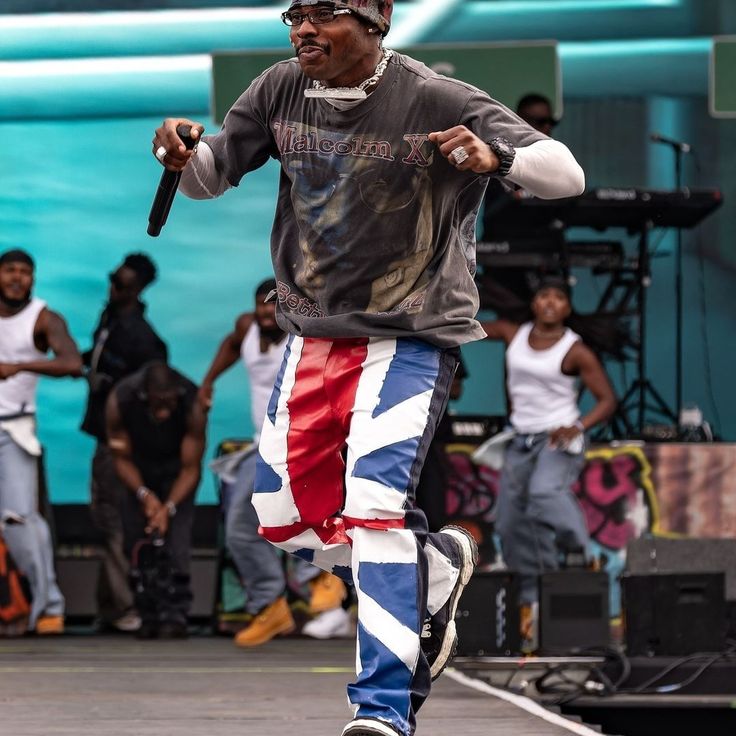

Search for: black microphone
xmin=649 ymin=132 xmax=692 ymax=154
xmin=147 ymin=124 xmax=197 ymax=237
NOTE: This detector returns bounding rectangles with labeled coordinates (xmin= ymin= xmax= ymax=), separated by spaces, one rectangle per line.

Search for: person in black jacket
xmin=81 ymin=253 xmax=167 ymax=632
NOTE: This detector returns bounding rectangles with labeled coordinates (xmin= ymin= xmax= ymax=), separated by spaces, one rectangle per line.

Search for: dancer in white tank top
xmin=481 ymin=276 xmax=616 ymax=645
xmin=199 ymin=278 xmax=351 ymax=646
xmin=0 ymin=249 xmax=83 ymax=635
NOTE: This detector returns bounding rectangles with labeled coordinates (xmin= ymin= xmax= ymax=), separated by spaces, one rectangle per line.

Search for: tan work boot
xmin=308 ymin=572 xmax=347 ymax=615
xmin=35 ymin=615 xmax=64 ymax=635
xmin=520 ymin=602 xmax=539 ymax=653
xmin=234 ymin=596 xmax=295 ymax=647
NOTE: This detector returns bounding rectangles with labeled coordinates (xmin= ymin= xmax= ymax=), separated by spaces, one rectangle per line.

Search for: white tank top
xmin=241 ymin=322 xmax=287 ymax=441
xmin=506 ymin=322 xmax=581 ymax=434
xmin=0 ymin=298 xmax=47 ymax=417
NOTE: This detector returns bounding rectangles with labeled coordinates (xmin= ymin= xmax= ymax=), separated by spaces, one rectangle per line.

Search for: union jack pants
xmin=253 ymin=335 xmax=463 ymax=736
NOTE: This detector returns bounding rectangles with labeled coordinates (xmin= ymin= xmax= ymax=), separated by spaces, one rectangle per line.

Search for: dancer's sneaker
xmin=112 ymin=610 xmax=142 ymax=633
xmin=342 ymin=717 xmax=400 ymax=736
xmin=302 ymin=606 xmax=353 ymax=639
xmin=421 ymin=525 xmax=478 ymax=680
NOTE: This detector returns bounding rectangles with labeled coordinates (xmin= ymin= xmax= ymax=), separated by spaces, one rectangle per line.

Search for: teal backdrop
xmin=2 ymin=0 xmax=735 ymax=504
xmin=1 ymin=115 xmax=281 ymax=503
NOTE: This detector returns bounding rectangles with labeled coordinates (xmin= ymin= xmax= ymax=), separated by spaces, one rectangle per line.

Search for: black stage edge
xmin=562 ymin=654 xmax=736 ymax=736
xmin=454 ymin=654 xmax=736 ymax=736
xmin=561 ymin=695 xmax=736 ymax=736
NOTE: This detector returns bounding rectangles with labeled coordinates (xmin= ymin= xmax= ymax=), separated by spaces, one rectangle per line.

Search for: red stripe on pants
xmin=282 ymin=338 xmax=368 ymax=533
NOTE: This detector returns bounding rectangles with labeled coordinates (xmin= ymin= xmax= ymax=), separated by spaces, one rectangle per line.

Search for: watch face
xmin=493 ymin=138 xmax=514 ymax=157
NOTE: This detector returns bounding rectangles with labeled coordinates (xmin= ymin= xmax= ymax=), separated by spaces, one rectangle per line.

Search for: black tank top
xmin=115 ymin=366 xmax=197 ymax=492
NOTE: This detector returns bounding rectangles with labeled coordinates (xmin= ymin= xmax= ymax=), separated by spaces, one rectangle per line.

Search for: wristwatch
xmin=487 ymin=136 xmax=516 ymax=177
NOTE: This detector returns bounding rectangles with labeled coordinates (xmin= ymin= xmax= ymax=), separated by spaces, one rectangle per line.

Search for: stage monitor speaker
xmin=622 ymin=572 xmax=726 ymax=656
xmin=538 ymin=570 xmax=610 ymax=654
xmin=56 ymin=551 xmax=218 ymax=622
xmin=55 ymin=556 xmax=101 ymax=619
xmin=189 ymin=553 xmax=218 ymax=620
xmin=455 ymin=571 xmax=521 ymax=656
xmin=626 ymin=537 xmax=736 ymax=601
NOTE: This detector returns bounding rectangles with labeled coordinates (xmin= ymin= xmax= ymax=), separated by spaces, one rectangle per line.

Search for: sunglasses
xmin=525 ymin=116 xmax=559 ymax=128
xmin=109 ymin=272 xmax=130 ymax=290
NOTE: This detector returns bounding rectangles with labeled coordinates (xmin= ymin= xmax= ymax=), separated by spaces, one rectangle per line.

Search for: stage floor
xmin=0 ymin=635 xmax=606 ymax=736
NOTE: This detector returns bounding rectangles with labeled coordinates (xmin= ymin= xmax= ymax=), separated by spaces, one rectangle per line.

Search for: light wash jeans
xmin=0 ymin=428 xmax=64 ymax=626
xmin=496 ymin=432 xmax=589 ymax=604
xmin=223 ymin=449 xmax=319 ymax=615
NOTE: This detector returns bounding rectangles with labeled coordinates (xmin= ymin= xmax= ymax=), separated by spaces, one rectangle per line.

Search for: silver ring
xmin=449 ymin=145 xmax=469 ymax=165
xmin=155 ymin=145 xmax=167 ymax=162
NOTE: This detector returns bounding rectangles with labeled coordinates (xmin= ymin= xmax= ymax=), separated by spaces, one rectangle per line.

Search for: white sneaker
xmin=112 ymin=611 xmax=142 ymax=632
xmin=302 ymin=606 xmax=353 ymax=639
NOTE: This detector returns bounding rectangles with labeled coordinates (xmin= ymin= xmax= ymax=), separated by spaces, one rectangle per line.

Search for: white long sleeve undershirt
xmin=179 ymin=137 xmax=585 ymax=201
xmin=180 ymin=142 xmax=228 ymax=199
xmin=506 ymin=138 xmax=585 ymax=199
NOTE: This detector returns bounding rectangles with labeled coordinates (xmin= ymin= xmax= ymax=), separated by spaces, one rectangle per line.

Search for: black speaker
xmin=55 ymin=555 xmax=101 ymax=618
xmin=622 ymin=572 xmax=726 ymax=655
xmin=189 ymin=552 xmax=218 ymax=620
xmin=538 ymin=570 xmax=610 ymax=654
xmin=56 ymin=551 xmax=218 ymax=622
xmin=455 ymin=571 xmax=521 ymax=656
xmin=626 ymin=537 xmax=736 ymax=600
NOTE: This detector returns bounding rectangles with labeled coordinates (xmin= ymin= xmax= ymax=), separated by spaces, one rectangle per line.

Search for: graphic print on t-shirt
xmin=274 ymin=119 xmax=435 ymax=315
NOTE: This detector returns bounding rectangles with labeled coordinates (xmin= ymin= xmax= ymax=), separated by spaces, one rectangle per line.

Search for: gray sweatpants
xmin=496 ymin=432 xmax=589 ymax=604
xmin=224 ymin=450 xmax=319 ymax=614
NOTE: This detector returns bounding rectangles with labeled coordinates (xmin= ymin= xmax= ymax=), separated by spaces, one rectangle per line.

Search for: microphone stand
xmin=650 ymin=132 xmax=691 ymax=428
xmin=669 ymin=143 xmax=685 ymax=426
xmin=674 ymin=146 xmax=684 ymax=426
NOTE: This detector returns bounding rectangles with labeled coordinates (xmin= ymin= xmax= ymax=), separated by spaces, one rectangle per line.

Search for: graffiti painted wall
xmin=440 ymin=428 xmax=736 ymax=614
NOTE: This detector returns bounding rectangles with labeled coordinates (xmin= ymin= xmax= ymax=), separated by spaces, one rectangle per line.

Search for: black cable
xmin=533 ymin=663 xmax=590 ymax=702
xmin=650 ymin=652 xmax=727 ymax=694
xmin=586 ymin=645 xmax=631 ymax=691
xmin=550 ymin=646 xmax=632 ymax=705
xmin=622 ymin=646 xmax=736 ymax=695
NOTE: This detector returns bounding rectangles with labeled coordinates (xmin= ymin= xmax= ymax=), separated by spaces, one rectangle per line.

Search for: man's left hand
xmin=548 ymin=425 xmax=582 ymax=448
xmin=146 ymin=506 xmax=170 ymax=537
xmin=429 ymin=126 xmax=499 ymax=173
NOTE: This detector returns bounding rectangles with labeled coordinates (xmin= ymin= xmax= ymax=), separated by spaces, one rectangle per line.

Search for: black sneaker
xmin=341 ymin=718 xmax=400 ymax=736
xmin=421 ymin=525 xmax=478 ymax=681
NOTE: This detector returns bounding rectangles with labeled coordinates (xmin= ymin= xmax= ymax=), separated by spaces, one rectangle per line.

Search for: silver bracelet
xmin=136 ymin=486 xmax=150 ymax=502
xmin=165 ymin=500 xmax=177 ymax=517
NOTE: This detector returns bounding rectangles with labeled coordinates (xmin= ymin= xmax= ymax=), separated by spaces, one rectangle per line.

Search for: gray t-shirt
xmin=206 ymin=52 xmax=545 ymax=348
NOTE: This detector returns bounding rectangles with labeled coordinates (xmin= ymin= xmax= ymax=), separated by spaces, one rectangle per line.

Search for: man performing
xmin=201 ymin=278 xmax=350 ymax=645
xmin=106 ymin=361 xmax=206 ymax=638
xmin=0 ymin=248 xmax=83 ymax=634
xmin=152 ymin=2 xmax=584 ymax=734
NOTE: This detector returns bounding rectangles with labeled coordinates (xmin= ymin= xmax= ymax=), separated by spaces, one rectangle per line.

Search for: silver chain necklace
xmin=304 ymin=48 xmax=394 ymax=100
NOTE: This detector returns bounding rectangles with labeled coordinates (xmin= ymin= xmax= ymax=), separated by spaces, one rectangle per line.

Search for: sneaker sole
xmin=430 ymin=525 xmax=479 ymax=680
xmin=342 ymin=718 xmax=399 ymax=736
